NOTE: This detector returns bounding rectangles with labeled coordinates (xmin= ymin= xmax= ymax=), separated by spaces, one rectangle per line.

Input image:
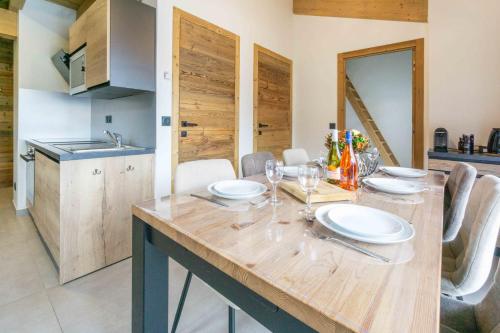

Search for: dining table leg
xmin=132 ymin=216 xmax=169 ymax=333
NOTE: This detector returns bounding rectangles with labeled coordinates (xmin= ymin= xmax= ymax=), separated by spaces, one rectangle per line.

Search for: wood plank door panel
xmin=254 ymin=45 xmax=292 ymax=160
xmin=173 ymin=8 xmax=239 ymax=177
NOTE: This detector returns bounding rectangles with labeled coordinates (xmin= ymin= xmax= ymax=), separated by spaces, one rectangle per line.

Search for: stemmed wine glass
xmin=265 ymin=160 xmax=284 ymax=205
xmin=298 ymin=165 xmax=320 ymax=222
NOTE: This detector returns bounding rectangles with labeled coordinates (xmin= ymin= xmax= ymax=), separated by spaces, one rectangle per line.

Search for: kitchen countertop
xmin=27 ymin=138 xmax=155 ymax=161
xmin=428 ymin=149 xmax=500 ymax=165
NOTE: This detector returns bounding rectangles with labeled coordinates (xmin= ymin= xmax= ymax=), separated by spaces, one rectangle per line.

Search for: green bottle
xmin=327 ymin=123 xmax=341 ymax=185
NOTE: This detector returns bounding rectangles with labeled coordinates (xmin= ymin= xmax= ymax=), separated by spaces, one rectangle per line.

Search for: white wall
xmin=428 ymin=0 xmax=500 ymax=148
xmin=91 ymin=94 xmax=156 ymax=148
xmin=155 ymin=0 xmax=294 ymax=197
xmin=14 ymin=0 xmax=91 ymax=210
xmin=292 ymin=16 xmax=427 ymax=159
xmin=346 ymin=51 xmax=413 ymax=167
xmin=292 ymin=0 xmax=500 ymax=161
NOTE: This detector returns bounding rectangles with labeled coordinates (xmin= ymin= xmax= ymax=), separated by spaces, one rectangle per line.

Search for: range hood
xmin=51 ymin=49 xmax=69 ymax=84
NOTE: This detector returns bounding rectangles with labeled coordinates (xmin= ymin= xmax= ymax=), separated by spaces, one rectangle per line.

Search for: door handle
xmin=92 ymin=169 xmax=101 ymax=175
xmin=258 ymin=123 xmax=269 ymax=128
xmin=126 ymin=165 xmax=135 ymax=172
xmin=181 ymin=121 xmax=198 ymax=127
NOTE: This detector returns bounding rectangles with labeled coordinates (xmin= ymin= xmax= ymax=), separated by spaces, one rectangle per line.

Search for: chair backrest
xmin=475 ymin=263 xmax=500 ymax=333
xmin=174 ymin=159 xmax=236 ymax=194
xmin=241 ymin=152 xmax=275 ymax=177
xmin=448 ymin=175 xmax=500 ymax=296
xmin=443 ymin=162 xmax=477 ymax=242
xmin=283 ymin=148 xmax=310 ymax=166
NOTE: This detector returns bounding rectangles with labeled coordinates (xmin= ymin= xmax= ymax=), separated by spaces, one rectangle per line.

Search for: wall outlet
xmin=161 ymin=116 xmax=171 ymax=126
xmin=329 ymin=122 xmax=336 ymax=130
xmin=105 ymin=115 xmax=112 ymax=123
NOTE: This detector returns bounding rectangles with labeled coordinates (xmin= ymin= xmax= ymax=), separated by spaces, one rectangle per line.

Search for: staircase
xmin=345 ymin=75 xmax=399 ymax=166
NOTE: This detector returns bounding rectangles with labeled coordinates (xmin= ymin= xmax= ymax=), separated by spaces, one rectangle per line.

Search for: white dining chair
xmin=440 ymin=263 xmax=500 ymax=333
xmin=173 ymin=159 xmax=239 ymax=333
xmin=441 ymin=175 xmax=500 ymax=297
xmin=443 ymin=163 xmax=477 ymax=242
xmin=283 ymin=148 xmax=310 ymax=166
xmin=241 ymin=151 xmax=274 ymax=177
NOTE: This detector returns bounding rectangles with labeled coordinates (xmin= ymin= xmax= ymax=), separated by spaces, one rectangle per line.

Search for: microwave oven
xmin=69 ymin=47 xmax=87 ymax=95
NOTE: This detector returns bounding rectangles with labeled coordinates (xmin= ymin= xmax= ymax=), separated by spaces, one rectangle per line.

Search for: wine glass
xmin=318 ymin=149 xmax=328 ymax=180
xmin=265 ymin=160 xmax=284 ymax=205
xmin=298 ymin=165 xmax=320 ymax=222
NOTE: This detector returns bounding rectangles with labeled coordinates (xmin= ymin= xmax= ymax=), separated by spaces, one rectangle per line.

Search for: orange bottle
xmin=340 ymin=130 xmax=358 ymax=191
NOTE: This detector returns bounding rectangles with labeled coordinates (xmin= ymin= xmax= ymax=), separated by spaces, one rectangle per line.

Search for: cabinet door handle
xmin=92 ymin=169 xmax=102 ymax=175
xmin=126 ymin=165 xmax=135 ymax=172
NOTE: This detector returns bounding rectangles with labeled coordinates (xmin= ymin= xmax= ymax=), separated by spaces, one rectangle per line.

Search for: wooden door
xmin=173 ymin=8 xmax=240 ymax=177
xmin=253 ymin=44 xmax=292 ymax=159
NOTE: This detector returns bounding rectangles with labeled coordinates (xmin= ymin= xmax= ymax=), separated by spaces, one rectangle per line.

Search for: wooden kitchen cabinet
xmin=31 ymin=152 xmax=154 ymax=284
xmin=68 ymin=0 xmax=110 ymax=89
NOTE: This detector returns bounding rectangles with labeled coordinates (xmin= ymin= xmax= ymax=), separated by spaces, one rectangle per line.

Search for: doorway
xmin=172 ymin=8 xmax=240 ymax=179
xmin=253 ymin=44 xmax=293 ymax=159
xmin=337 ymin=39 xmax=424 ymax=168
xmin=0 ymin=38 xmax=13 ymax=188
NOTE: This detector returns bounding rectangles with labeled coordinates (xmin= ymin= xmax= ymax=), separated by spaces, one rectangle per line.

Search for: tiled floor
xmin=0 ymin=187 xmax=269 ymax=332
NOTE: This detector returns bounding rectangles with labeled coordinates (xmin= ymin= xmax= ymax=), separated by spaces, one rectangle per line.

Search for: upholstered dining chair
xmin=441 ymin=175 xmax=500 ymax=297
xmin=173 ymin=159 xmax=239 ymax=333
xmin=443 ymin=163 xmax=477 ymax=242
xmin=440 ymin=263 xmax=500 ymax=333
xmin=241 ymin=151 xmax=274 ymax=177
xmin=283 ymin=148 xmax=310 ymax=166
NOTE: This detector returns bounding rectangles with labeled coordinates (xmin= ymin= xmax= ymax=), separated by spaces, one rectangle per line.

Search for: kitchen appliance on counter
xmin=433 ymin=128 xmax=448 ymax=152
xmin=487 ymin=128 xmax=500 ymax=154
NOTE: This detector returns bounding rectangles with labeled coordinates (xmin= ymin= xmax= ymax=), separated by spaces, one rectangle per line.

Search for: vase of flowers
xmin=324 ymin=130 xmax=379 ymax=178
xmin=324 ymin=129 xmax=370 ymax=153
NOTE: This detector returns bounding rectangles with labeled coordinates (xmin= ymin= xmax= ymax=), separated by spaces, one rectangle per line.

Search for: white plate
xmin=315 ymin=204 xmax=415 ymax=244
xmin=363 ymin=178 xmax=425 ymax=195
xmin=327 ymin=204 xmax=403 ymax=238
xmin=214 ymin=180 xmax=263 ymax=196
xmin=380 ymin=166 xmax=428 ymax=178
xmin=283 ymin=166 xmax=298 ymax=178
xmin=208 ymin=182 xmax=267 ymax=200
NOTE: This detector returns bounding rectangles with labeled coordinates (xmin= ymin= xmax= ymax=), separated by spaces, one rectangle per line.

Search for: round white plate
xmin=208 ymin=182 xmax=267 ymax=200
xmin=315 ymin=204 xmax=415 ymax=244
xmin=214 ymin=180 xmax=263 ymax=196
xmin=327 ymin=204 xmax=403 ymax=238
xmin=380 ymin=166 xmax=428 ymax=178
xmin=283 ymin=166 xmax=298 ymax=178
xmin=363 ymin=178 xmax=425 ymax=195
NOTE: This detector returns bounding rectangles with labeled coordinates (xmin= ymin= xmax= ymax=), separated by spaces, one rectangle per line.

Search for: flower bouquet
xmin=324 ymin=129 xmax=370 ymax=153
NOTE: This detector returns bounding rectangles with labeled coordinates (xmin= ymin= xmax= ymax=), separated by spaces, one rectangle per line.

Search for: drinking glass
xmin=265 ymin=160 xmax=284 ymax=204
xmin=298 ymin=165 xmax=320 ymax=221
xmin=318 ymin=150 xmax=328 ymax=180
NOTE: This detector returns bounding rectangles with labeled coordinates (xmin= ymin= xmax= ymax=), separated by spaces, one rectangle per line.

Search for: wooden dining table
xmin=131 ymin=172 xmax=445 ymax=333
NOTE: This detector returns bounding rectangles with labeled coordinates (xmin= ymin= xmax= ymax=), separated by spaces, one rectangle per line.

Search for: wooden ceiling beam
xmin=293 ymin=0 xmax=428 ymax=23
xmin=0 ymin=8 xmax=17 ymax=39
xmin=8 ymin=0 xmax=25 ymax=11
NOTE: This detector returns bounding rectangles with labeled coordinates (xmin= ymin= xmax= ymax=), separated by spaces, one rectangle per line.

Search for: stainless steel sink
xmin=52 ymin=142 xmax=145 ymax=154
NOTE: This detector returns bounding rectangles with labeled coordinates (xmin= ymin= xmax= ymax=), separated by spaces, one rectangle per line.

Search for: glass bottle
xmin=327 ymin=124 xmax=341 ymax=185
xmin=340 ymin=130 xmax=358 ymax=191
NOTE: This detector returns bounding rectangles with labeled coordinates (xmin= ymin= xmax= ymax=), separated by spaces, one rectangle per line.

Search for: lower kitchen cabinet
xmin=31 ymin=152 xmax=154 ymax=284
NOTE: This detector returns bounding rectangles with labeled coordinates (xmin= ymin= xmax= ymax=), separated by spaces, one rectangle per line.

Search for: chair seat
xmin=440 ymin=295 xmax=478 ymax=333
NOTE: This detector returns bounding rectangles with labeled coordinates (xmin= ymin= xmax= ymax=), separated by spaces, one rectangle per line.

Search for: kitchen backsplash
xmin=90 ymin=93 xmax=156 ymax=148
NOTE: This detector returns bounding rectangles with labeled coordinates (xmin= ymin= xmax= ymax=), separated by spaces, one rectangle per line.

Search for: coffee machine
xmin=487 ymin=128 xmax=500 ymax=154
xmin=434 ymin=128 xmax=448 ymax=152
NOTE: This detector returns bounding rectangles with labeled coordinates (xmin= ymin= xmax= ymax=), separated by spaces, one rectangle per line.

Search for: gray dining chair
xmin=443 ymin=163 xmax=477 ymax=242
xmin=283 ymin=148 xmax=310 ymax=166
xmin=442 ymin=175 xmax=500 ymax=297
xmin=440 ymin=263 xmax=500 ymax=333
xmin=241 ymin=151 xmax=274 ymax=177
xmin=173 ymin=159 xmax=239 ymax=333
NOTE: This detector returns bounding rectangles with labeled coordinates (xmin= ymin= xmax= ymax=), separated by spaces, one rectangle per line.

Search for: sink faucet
xmin=104 ymin=130 xmax=122 ymax=148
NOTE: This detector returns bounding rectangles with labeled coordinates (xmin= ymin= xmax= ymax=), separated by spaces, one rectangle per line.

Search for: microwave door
xmin=69 ymin=49 xmax=86 ymax=95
